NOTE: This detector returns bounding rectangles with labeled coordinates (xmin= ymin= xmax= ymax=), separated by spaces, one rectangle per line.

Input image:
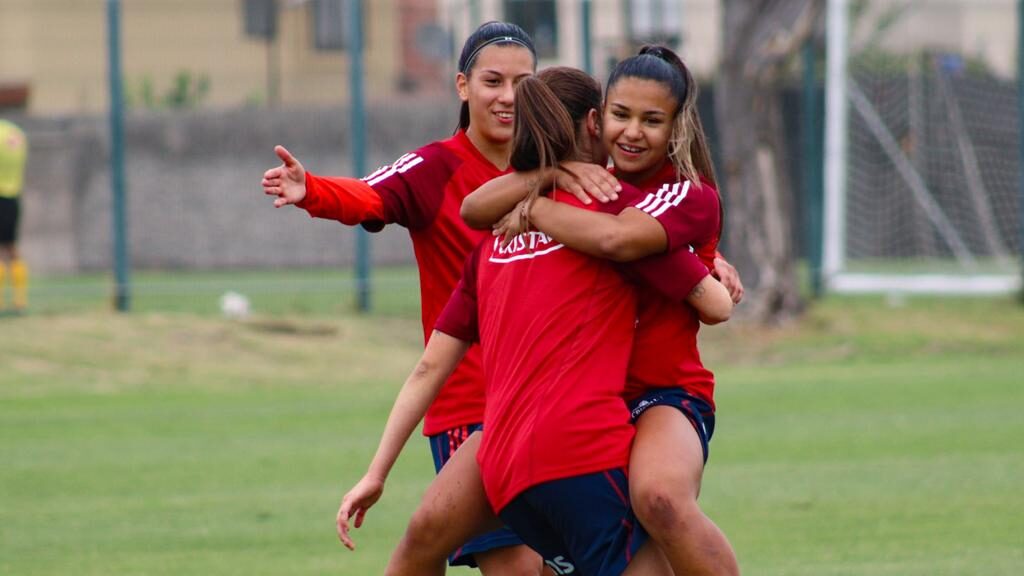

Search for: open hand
xmin=262 ymin=145 xmax=308 ymax=207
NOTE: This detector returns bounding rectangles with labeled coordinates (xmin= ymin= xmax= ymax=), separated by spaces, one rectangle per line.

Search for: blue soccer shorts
xmin=428 ymin=423 xmax=525 ymax=568
xmin=497 ymin=468 xmax=648 ymax=576
xmin=628 ymin=387 xmax=716 ymax=463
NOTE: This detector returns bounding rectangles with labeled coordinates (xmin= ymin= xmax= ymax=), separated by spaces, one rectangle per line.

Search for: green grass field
xmin=3 ymin=269 xmax=1024 ymax=575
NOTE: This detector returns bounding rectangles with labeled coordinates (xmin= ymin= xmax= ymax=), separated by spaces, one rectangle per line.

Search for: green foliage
xmin=126 ymin=70 xmax=211 ymax=110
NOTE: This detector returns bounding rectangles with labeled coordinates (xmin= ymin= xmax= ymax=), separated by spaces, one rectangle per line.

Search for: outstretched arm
xmin=336 ymin=330 xmax=471 ymax=550
xmin=263 ymin=145 xmax=386 ymax=225
xmin=461 ymin=162 xmax=620 ymax=229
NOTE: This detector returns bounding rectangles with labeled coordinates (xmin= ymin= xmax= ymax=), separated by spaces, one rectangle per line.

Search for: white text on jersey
xmin=488 ymin=231 xmax=564 ymax=263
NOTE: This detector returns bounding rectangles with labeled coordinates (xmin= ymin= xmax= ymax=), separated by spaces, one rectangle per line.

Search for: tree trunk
xmin=716 ymin=0 xmax=821 ymax=324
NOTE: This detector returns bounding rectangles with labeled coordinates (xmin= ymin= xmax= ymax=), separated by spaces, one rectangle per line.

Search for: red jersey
xmin=297 ymin=131 xmax=507 ymax=435
xmin=436 ymin=190 xmax=709 ymax=512
xmin=619 ymin=162 xmax=723 ymax=408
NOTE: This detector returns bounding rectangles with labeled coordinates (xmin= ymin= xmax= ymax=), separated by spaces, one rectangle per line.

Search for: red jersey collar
xmin=454 ymin=129 xmax=511 ymax=174
xmin=609 ymin=159 xmax=676 ymax=191
xmin=636 ymin=160 xmax=678 ymax=190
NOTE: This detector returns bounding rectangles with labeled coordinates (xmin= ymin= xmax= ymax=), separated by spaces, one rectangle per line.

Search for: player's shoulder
xmin=595 ymin=180 xmax=644 ymax=214
xmin=415 ymin=138 xmax=467 ymax=172
xmin=409 ymin=138 xmax=459 ymax=166
xmin=363 ymin=139 xmax=461 ymax=187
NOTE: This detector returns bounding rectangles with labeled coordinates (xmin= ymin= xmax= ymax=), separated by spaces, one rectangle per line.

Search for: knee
xmin=502 ymin=551 xmax=544 ymax=576
xmin=632 ymin=482 xmax=700 ymax=536
xmin=402 ymin=504 xmax=450 ymax=549
xmin=384 ymin=518 xmax=448 ymax=576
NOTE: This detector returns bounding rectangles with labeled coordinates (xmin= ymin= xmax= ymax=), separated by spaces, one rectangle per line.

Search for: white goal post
xmin=823 ymin=0 xmax=1022 ymax=295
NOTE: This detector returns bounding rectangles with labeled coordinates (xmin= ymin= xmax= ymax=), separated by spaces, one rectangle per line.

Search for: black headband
xmin=461 ymin=36 xmax=534 ymax=73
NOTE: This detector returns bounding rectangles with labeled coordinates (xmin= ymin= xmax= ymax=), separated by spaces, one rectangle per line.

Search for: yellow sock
xmin=0 ymin=262 xmax=7 ymax=310
xmin=11 ymin=259 xmax=27 ymax=310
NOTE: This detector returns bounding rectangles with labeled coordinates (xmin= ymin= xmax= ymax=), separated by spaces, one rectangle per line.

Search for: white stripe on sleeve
xmin=649 ymin=180 xmax=690 ymax=218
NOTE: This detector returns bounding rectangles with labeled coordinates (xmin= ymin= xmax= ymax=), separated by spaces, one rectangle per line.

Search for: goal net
xmin=824 ymin=0 xmax=1022 ymax=294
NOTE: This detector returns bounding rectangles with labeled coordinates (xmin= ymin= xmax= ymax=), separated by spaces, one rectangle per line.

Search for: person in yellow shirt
xmin=0 ymin=118 xmax=28 ymax=312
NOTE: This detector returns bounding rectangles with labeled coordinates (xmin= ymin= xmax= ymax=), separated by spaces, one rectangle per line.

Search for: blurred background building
xmin=0 ymin=0 xmax=1019 ymax=308
xmin=2 ymin=1 xmax=1015 ymax=115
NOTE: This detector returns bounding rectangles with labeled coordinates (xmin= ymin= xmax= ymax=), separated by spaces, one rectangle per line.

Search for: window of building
xmin=311 ymin=0 xmax=349 ymax=51
xmin=503 ymin=0 xmax=558 ymax=59
xmin=243 ymin=0 xmax=277 ymax=40
xmin=629 ymin=0 xmax=682 ymax=47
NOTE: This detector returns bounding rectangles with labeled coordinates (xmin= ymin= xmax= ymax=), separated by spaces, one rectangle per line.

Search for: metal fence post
xmin=107 ymin=0 xmax=130 ymax=312
xmin=350 ymin=0 xmax=371 ymax=312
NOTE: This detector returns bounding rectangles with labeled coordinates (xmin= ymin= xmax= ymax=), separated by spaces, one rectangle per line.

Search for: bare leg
xmin=385 ymin=431 xmax=543 ymax=576
xmin=630 ymin=406 xmax=740 ymax=576
xmin=621 ymin=541 xmax=673 ymax=576
xmin=476 ymin=545 xmax=546 ymax=576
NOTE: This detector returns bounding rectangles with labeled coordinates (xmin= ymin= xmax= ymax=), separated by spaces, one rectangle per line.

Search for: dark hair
xmin=606 ymin=45 xmax=718 ymax=189
xmin=534 ymin=66 xmax=601 ymax=132
xmin=510 ymin=67 xmax=601 ymax=195
xmin=456 ymin=21 xmax=537 ymax=131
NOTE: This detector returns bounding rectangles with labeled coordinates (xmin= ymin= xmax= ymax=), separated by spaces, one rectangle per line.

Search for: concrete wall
xmin=13 ymin=98 xmax=459 ymax=275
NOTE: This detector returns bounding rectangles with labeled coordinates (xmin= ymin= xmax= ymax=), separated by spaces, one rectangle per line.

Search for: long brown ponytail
xmin=503 ymin=68 xmax=601 ymax=233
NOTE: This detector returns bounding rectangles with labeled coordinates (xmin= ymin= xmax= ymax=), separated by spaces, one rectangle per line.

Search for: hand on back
xmin=262 ymin=145 xmax=308 ymax=207
xmin=556 ymin=161 xmax=620 ymax=205
xmin=712 ymin=256 xmax=744 ymax=304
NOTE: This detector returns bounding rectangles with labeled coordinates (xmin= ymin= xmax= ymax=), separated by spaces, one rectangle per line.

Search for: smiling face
xmin=602 ymin=77 xmax=678 ymax=185
xmin=456 ymin=44 xmax=535 ymax=165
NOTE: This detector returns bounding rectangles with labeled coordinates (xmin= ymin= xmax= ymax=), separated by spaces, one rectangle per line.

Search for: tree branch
xmin=745 ymin=0 xmax=824 ymax=83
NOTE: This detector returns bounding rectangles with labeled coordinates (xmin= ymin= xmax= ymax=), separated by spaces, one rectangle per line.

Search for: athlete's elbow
xmin=459 ymin=198 xmax=492 ymax=229
xmin=691 ymin=279 xmax=733 ymax=324
xmin=699 ymin=292 xmax=734 ymax=324
xmin=410 ymin=357 xmax=438 ymax=381
xmin=597 ymin=229 xmax=641 ymax=262
xmin=699 ymin=302 xmax=732 ymax=325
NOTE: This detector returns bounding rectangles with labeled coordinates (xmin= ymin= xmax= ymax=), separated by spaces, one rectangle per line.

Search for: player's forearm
xmin=529 ymin=199 xmax=667 ymax=262
xmin=299 ymin=173 xmax=386 ymax=225
xmin=461 ymin=168 xmax=555 ymax=229
xmin=365 ymin=333 xmax=470 ymax=480
xmin=688 ymin=275 xmax=733 ymax=325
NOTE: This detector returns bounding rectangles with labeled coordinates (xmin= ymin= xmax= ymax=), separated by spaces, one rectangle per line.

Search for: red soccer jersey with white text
xmin=435 ymin=190 xmax=709 ymax=512
xmin=297 ymin=131 xmax=506 ymax=435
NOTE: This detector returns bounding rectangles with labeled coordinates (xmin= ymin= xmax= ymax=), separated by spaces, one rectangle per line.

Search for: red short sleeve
xmin=622 ymin=247 xmax=710 ymax=303
xmin=627 ymin=179 xmax=720 ymax=253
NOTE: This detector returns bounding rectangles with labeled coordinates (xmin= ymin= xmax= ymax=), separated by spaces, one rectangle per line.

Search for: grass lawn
xmin=2 ymin=270 xmax=1023 ymax=575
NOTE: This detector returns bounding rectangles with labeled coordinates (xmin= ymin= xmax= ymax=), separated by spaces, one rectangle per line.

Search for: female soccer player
xmin=337 ymin=66 xmax=733 ymax=576
xmin=261 ymin=21 xmax=543 ymax=575
xmin=463 ymin=46 xmax=741 ymax=575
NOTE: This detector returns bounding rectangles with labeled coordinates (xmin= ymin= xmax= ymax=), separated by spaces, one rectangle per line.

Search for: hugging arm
xmin=460 ymin=162 xmax=620 ymax=229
